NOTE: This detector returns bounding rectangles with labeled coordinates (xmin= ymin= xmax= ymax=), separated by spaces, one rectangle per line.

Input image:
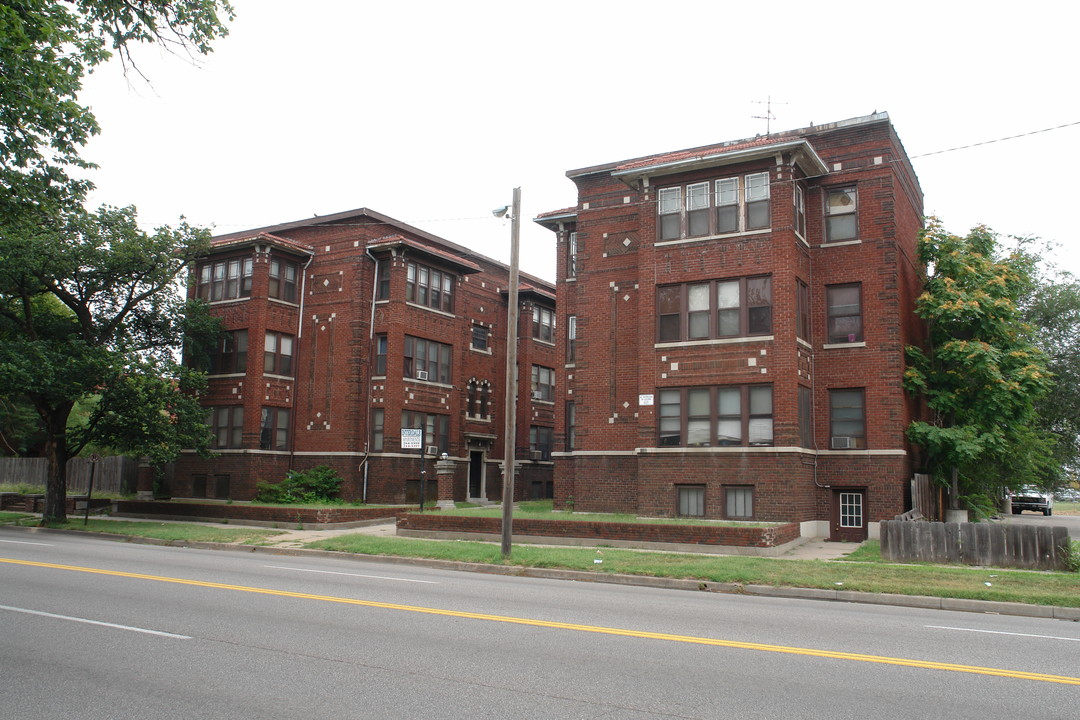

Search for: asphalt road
xmin=999 ymin=511 xmax=1080 ymax=538
xmin=1 ymin=528 xmax=1078 ymax=719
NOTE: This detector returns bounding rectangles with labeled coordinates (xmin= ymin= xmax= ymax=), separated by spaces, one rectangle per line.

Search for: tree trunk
xmin=41 ymin=404 xmax=73 ymax=524
xmin=950 ymin=466 xmax=959 ymax=511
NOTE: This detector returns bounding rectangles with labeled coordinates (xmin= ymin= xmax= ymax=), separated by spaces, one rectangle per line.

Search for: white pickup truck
xmin=1010 ymin=487 xmax=1054 ymax=516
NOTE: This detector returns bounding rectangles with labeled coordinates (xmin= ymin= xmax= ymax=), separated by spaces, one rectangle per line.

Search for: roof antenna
xmin=752 ymin=96 xmax=787 ymax=135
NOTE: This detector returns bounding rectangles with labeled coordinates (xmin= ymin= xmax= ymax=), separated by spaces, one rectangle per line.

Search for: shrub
xmin=253 ymin=465 xmax=343 ymax=504
xmin=1068 ymin=540 xmax=1080 ymax=574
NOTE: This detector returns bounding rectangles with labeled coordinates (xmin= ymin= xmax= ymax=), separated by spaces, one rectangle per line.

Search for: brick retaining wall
xmin=114 ymin=501 xmax=404 ymax=525
xmin=1 ymin=494 xmax=111 ymax=514
xmin=397 ymin=513 xmax=800 ymax=548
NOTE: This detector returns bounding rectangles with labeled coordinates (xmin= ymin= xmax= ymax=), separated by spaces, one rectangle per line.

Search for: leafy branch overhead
xmin=0 ymin=1 xmax=234 ymax=219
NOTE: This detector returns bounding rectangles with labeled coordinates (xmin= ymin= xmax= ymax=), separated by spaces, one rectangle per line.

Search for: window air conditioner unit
xmin=426 ymin=445 xmax=440 ymax=456
xmin=531 ymin=391 xmax=543 ymax=400
xmin=831 ymin=436 xmax=855 ymax=449
xmin=530 ymin=450 xmax=543 ymax=461
xmin=415 ymin=370 xmax=429 ymax=381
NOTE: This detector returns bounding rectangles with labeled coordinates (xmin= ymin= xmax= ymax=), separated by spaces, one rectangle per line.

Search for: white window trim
xmin=655 ymin=335 xmax=774 ymax=349
xmin=405 ymin=301 xmax=457 ymax=319
xmin=655 ymin=228 xmax=771 ymax=248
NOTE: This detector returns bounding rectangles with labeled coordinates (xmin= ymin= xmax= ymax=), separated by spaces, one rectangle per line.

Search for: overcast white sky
xmin=78 ymin=0 xmax=1079 ymax=283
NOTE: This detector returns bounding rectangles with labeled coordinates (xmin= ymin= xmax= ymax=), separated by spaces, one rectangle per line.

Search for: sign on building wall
xmin=638 ymin=394 xmax=654 ymax=407
xmin=400 ymin=428 xmax=423 ymax=449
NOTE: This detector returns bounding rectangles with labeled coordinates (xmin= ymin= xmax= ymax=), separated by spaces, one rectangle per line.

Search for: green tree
xmin=905 ymin=218 xmax=1054 ymax=511
xmin=1021 ymin=262 xmax=1080 ymax=487
xmin=1 ymin=2 xmax=232 ymax=520
xmin=0 ymin=205 xmax=218 ymax=521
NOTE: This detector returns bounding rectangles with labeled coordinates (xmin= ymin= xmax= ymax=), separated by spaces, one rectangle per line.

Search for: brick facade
xmin=175 ymin=208 xmax=555 ymax=504
xmin=536 ymin=113 xmax=926 ymax=539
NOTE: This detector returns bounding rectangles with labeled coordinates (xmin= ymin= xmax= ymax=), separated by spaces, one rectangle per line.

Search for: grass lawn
xmin=0 ymin=512 xmax=31 ymax=523
xmin=4 ymin=499 xmax=1077 ymax=608
xmin=304 ymin=535 xmax=1080 ymax=608
xmin=3 ymin=516 xmax=285 ymax=544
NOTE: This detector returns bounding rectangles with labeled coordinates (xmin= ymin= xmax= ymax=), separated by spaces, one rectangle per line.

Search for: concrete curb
xmin=7 ymin=525 xmax=1080 ymax=621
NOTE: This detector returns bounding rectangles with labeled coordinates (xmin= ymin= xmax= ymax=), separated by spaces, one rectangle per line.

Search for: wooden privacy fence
xmin=0 ymin=456 xmax=137 ymax=495
xmin=881 ymin=519 xmax=1072 ymax=571
xmin=910 ymin=473 xmax=941 ymax=521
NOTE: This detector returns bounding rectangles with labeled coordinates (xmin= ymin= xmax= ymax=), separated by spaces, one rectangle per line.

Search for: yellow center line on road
xmin=4 ymin=556 xmax=1079 ymax=686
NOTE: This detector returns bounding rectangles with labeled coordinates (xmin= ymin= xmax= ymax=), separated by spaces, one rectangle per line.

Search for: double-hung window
xmin=471 ymin=325 xmax=489 ymax=351
xmin=744 ymin=172 xmax=770 ymax=229
xmin=406 ymin=262 xmax=454 ymax=312
xmin=796 ymin=280 xmax=810 ymax=342
xmin=566 ymin=402 xmax=576 ymax=451
xmin=658 ymin=186 xmax=683 ymax=241
xmin=210 ymin=407 xmax=244 ymax=449
xmin=401 ymin=411 xmax=449 ymax=453
xmin=826 ymin=284 xmax=863 ymax=343
xmin=210 ymin=330 xmax=248 ymax=374
xmin=371 ymin=408 xmax=384 ymax=451
xmin=725 ymin=487 xmax=753 ymax=518
xmin=404 ymin=336 xmax=451 ymax=383
xmin=686 ymin=182 xmax=710 ymax=237
xmin=829 ymin=389 xmax=866 ymax=449
xmin=531 ymin=365 xmax=555 ymax=402
xmin=374 ymin=334 xmax=387 ymax=375
xmin=794 ymin=183 xmax=807 ymax=238
xmin=657 ymin=172 xmax=771 ymax=241
xmin=657 ymin=276 xmax=772 ymax=342
xmin=567 ymin=315 xmax=577 ymax=363
xmin=533 ymin=306 xmax=555 ymax=342
xmin=375 ymin=259 xmax=390 ymax=300
xmin=269 ymin=259 xmax=298 ymax=302
xmin=530 ymin=426 xmax=553 ymax=460
xmin=798 ymin=386 xmax=813 ymax=448
xmin=825 ymin=187 xmax=858 ymax=242
xmin=657 ymin=385 xmax=773 ymax=447
xmin=197 ymin=258 xmax=252 ymax=302
xmin=715 ymin=178 xmax=739 ymax=233
xmin=567 ymin=231 xmax=578 ymax=278
xmin=264 ymin=332 xmax=294 ymax=376
xmin=678 ymin=486 xmax=705 ymax=517
xmin=259 ymin=407 xmax=290 ymax=450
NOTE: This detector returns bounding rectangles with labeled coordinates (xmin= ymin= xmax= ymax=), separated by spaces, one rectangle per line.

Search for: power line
xmin=134 ymin=119 xmax=1080 ymax=229
xmin=909 ymin=120 xmax=1080 ymax=159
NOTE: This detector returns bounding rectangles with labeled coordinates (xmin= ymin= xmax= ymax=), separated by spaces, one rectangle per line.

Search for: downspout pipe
xmin=359 ymin=246 xmax=382 ymax=504
xmin=287 ymin=252 xmax=315 ymax=473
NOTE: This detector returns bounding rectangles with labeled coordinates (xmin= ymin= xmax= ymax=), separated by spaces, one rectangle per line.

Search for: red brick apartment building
xmin=175 ymin=208 xmax=557 ymax=504
xmin=535 ymin=112 xmax=925 ymax=541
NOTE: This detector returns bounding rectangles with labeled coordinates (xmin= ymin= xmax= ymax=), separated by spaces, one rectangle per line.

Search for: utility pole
xmin=500 ymin=187 xmax=522 ymax=558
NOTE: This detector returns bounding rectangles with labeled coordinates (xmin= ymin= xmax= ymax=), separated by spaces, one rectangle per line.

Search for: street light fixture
xmin=499 ymin=188 xmax=521 ymax=558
